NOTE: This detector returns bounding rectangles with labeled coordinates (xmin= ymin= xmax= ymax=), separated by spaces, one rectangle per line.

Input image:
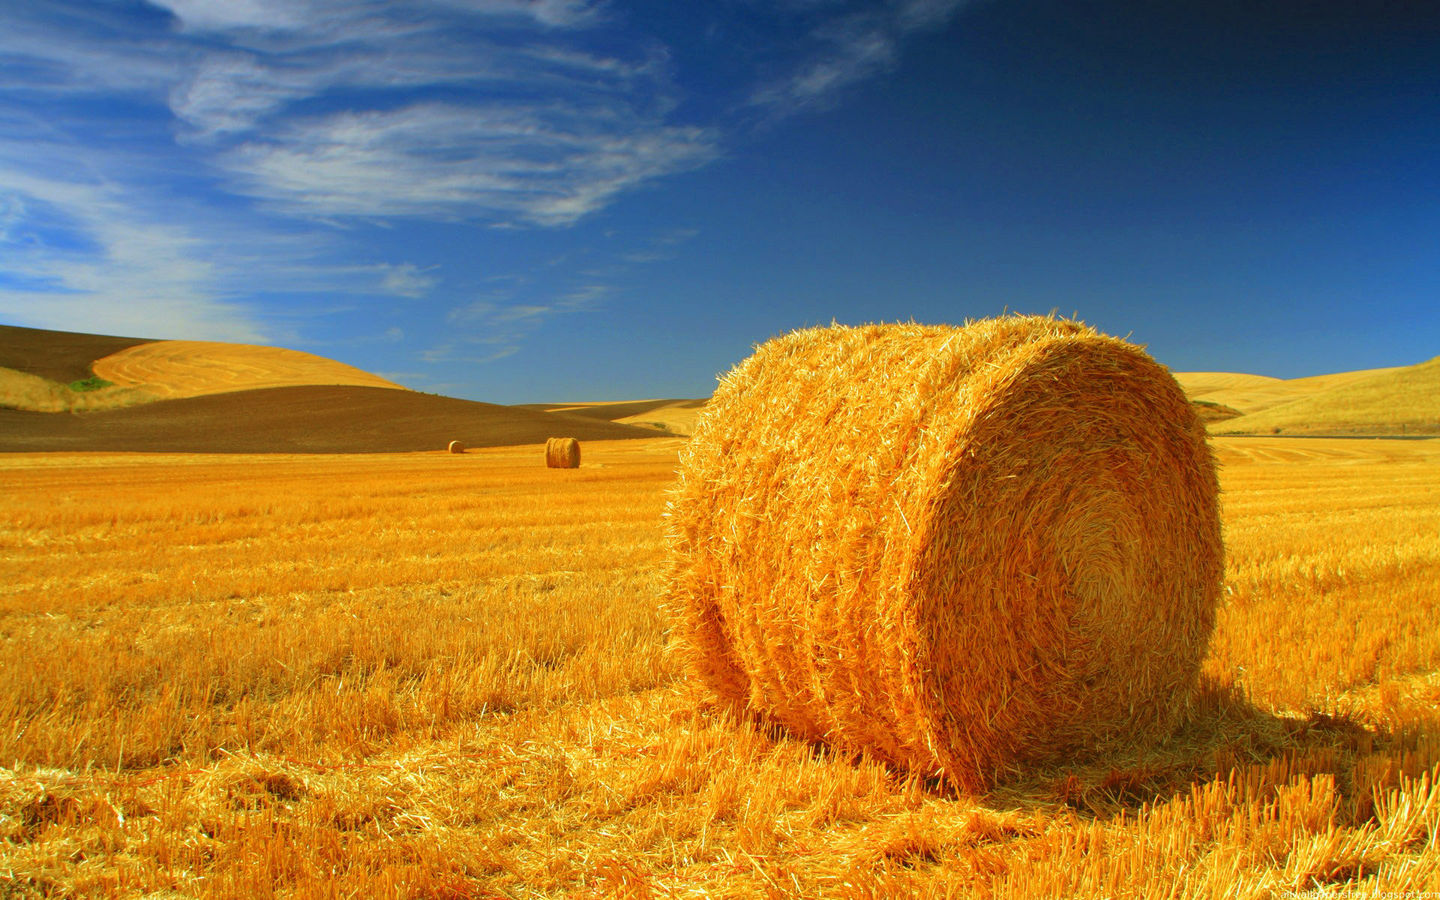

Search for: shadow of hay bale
xmin=985 ymin=675 xmax=1440 ymax=822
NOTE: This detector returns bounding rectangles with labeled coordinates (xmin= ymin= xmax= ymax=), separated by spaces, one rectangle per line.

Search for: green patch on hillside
xmin=0 ymin=366 xmax=155 ymax=413
xmin=69 ymin=375 xmax=114 ymax=392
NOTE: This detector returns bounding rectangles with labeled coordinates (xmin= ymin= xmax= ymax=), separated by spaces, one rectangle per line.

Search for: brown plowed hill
xmin=0 ymin=385 xmax=658 ymax=453
xmin=0 ymin=324 xmax=152 ymax=383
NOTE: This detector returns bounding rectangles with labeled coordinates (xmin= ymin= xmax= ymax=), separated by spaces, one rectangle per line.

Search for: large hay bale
xmin=545 ymin=437 xmax=581 ymax=468
xmin=665 ymin=315 xmax=1223 ymax=792
xmin=447 ymin=440 xmax=465 ymax=454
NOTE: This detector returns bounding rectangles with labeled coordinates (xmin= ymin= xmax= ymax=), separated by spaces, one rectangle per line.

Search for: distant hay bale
xmin=447 ymin=440 xmax=465 ymax=454
xmin=545 ymin=437 xmax=581 ymax=468
xmin=665 ymin=315 xmax=1223 ymax=792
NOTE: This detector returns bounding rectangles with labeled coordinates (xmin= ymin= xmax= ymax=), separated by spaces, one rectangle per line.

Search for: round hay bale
xmin=545 ymin=437 xmax=581 ymax=468
xmin=665 ymin=315 xmax=1222 ymax=792
xmin=447 ymin=440 xmax=465 ymax=454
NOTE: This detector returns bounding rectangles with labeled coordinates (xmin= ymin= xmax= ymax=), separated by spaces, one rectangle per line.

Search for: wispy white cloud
xmin=168 ymin=53 xmax=317 ymax=137
xmin=0 ymin=0 xmax=975 ymax=363
xmin=152 ymin=0 xmax=604 ymax=34
xmin=0 ymin=293 xmax=266 ymax=344
xmin=0 ymin=133 xmax=435 ymax=341
xmin=431 ymin=278 xmax=600 ymax=364
xmin=223 ymin=102 xmax=716 ymax=226
xmin=895 ymin=0 xmax=974 ymax=30
xmin=419 ymin=335 xmax=521 ymax=366
xmin=152 ymin=0 xmax=315 ymax=32
xmin=376 ymin=264 xmax=439 ymax=299
xmin=6 ymin=1 xmax=702 ymax=230
xmin=438 ymin=0 xmax=604 ymax=29
xmin=0 ymin=6 xmax=182 ymax=97
xmin=0 ymin=194 xmax=25 ymax=243
xmin=431 ymin=296 xmax=541 ymax=363
xmin=426 ymin=230 xmax=675 ymax=366
xmin=164 ymin=21 xmax=661 ymax=140
xmin=0 ymin=159 xmax=265 ymax=342
xmin=751 ymin=0 xmax=973 ymax=114
xmin=554 ymin=283 xmax=612 ymax=310
xmin=5 ymin=0 xmax=969 ymax=235
xmin=146 ymin=0 xmax=718 ymax=226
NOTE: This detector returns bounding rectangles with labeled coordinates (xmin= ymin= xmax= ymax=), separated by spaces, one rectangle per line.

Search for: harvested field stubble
xmin=2 ymin=437 xmax=1440 ymax=896
xmin=546 ymin=436 xmax=581 ymax=468
xmin=667 ymin=316 xmax=1224 ymax=791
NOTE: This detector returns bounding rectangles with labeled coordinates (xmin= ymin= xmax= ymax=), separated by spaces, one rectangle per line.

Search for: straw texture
xmin=447 ymin=440 xmax=465 ymax=454
xmin=545 ymin=437 xmax=581 ymax=468
xmin=665 ymin=316 xmax=1223 ymax=792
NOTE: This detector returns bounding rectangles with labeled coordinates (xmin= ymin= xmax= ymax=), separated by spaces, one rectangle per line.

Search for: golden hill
xmin=1216 ymin=355 xmax=1440 ymax=435
xmin=527 ymin=356 xmax=1432 ymax=438
xmin=1173 ymin=367 xmax=1402 ymax=416
xmin=520 ymin=399 xmax=708 ymax=436
xmin=1 ymin=325 xmax=405 ymax=413
xmin=92 ymin=339 xmax=406 ymax=399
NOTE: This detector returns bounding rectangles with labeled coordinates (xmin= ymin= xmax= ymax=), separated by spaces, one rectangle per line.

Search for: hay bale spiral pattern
xmin=545 ymin=437 xmax=581 ymax=468
xmin=665 ymin=316 xmax=1223 ymax=792
xmin=447 ymin=440 xmax=465 ymax=454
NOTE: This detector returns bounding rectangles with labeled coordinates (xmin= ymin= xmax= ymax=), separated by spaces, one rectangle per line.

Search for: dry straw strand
xmin=664 ymin=314 xmax=1223 ymax=793
xmin=545 ymin=437 xmax=581 ymax=468
xmin=447 ymin=440 xmax=465 ymax=454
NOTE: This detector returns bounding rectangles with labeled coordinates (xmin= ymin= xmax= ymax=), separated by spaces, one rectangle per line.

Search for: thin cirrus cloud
xmin=223 ymin=104 xmax=717 ymax=227
xmin=1 ymin=0 xmax=650 ymax=339
xmin=155 ymin=0 xmax=972 ymax=227
xmin=148 ymin=0 xmax=718 ymax=227
xmin=0 ymin=125 xmax=438 ymax=342
xmin=751 ymin=0 xmax=974 ymax=114
xmin=154 ymin=0 xmax=601 ymax=33
xmin=432 ymin=281 xmax=610 ymax=364
xmin=1 ymin=0 xmax=974 ymax=352
xmin=0 ymin=184 xmax=264 ymax=343
xmin=0 ymin=126 xmax=262 ymax=342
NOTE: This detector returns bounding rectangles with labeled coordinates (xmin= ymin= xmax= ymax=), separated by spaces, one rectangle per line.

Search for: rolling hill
xmin=0 ymin=324 xmax=408 ymax=413
xmin=0 ymin=324 xmax=656 ymax=452
xmin=0 ymin=324 xmax=152 ymax=383
xmin=92 ymin=339 xmax=406 ymax=398
xmin=518 ymin=399 xmax=708 ymax=436
xmin=0 ymin=386 xmax=656 ymax=453
xmin=1214 ymin=355 xmax=1440 ymax=435
xmin=1173 ymin=367 xmax=1403 ymax=417
xmin=0 ymin=324 xmax=161 ymax=413
xmin=2 ymin=323 xmax=1430 ymax=448
xmin=539 ymin=361 xmax=1436 ymax=439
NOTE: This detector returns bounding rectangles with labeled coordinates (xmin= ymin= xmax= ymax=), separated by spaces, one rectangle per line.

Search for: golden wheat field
xmin=3 ymin=436 xmax=1439 ymax=898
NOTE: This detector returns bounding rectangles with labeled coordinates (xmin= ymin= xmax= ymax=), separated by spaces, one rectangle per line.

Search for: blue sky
xmin=2 ymin=0 xmax=1437 ymax=402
